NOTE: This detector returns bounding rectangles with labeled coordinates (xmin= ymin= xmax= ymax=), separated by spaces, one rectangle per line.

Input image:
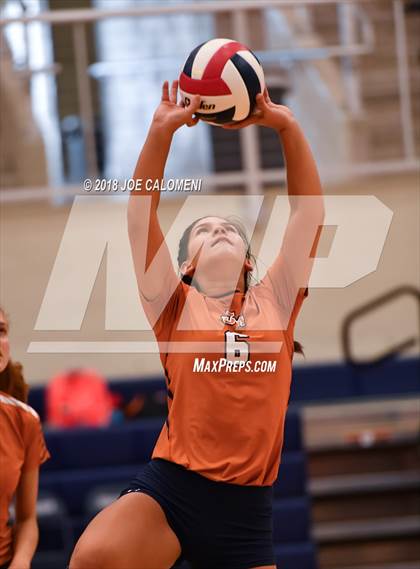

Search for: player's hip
xmin=119 ymin=458 xmax=275 ymax=568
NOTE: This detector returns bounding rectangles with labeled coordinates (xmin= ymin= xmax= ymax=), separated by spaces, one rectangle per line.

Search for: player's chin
xmin=208 ymin=244 xmax=236 ymax=257
xmin=207 ymin=248 xmax=244 ymax=269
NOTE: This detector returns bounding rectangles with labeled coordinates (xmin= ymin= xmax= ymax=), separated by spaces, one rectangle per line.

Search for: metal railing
xmin=0 ymin=0 xmax=418 ymax=203
xmin=342 ymin=285 xmax=420 ymax=367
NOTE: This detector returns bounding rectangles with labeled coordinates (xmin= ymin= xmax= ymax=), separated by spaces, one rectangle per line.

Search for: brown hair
xmin=0 ymin=307 xmax=29 ymax=402
xmin=177 ymin=216 xmax=305 ymax=358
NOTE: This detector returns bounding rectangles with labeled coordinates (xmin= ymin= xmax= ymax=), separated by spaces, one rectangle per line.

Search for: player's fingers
xmin=222 ymin=115 xmax=259 ymax=129
xmin=263 ymin=88 xmax=274 ymax=107
xmin=247 ymin=109 xmax=262 ymax=122
xmin=170 ymin=80 xmax=178 ymax=104
xmin=256 ymin=93 xmax=268 ymax=110
xmin=186 ymin=116 xmax=199 ymax=127
xmin=187 ymin=94 xmax=201 ymax=115
xmin=161 ymin=81 xmax=169 ymax=102
xmin=237 ymin=108 xmax=263 ymax=125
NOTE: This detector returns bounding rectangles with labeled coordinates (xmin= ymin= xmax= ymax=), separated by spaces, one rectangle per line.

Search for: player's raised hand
xmin=153 ymin=80 xmax=200 ymax=133
xmin=222 ymin=88 xmax=294 ymax=132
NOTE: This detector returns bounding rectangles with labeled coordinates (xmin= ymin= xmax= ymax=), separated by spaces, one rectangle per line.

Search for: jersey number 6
xmin=224 ymin=331 xmax=250 ymax=363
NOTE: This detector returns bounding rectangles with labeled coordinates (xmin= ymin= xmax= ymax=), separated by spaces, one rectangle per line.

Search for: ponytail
xmin=293 ymin=340 xmax=305 ymax=358
xmin=0 ymin=360 xmax=29 ymax=403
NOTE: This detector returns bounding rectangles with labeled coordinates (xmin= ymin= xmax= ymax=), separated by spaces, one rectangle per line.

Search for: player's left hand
xmin=222 ymin=88 xmax=294 ymax=132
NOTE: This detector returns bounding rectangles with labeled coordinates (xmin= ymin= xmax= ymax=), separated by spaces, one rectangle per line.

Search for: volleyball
xmin=179 ymin=38 xmax=265 ymax=125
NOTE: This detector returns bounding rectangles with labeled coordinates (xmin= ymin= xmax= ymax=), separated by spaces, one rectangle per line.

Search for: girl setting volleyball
xmin=70 ymin=36 xmax=325 ymax=569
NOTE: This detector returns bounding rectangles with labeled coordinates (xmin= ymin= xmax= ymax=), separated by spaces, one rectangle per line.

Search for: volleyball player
xmin=69 ymin=81 xmax=324 ymax=569
xmin=0 ymin=307 xmax=50 ymax=569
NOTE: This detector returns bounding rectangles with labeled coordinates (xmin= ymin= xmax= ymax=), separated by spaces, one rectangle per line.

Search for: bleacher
xmin=29 ymin=356 xmax=419 ymax=568
xmin=28 ymin=356 xmax=420 ymax=424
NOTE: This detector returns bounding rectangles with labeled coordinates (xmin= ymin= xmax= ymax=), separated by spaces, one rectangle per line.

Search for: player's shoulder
xmin=0 ymin=391 xmax=40 ymax=422
xmin=248 ymin=279 xmax=276 ymax=301
xmin=179 ymin=280 xmax=204 ymax=303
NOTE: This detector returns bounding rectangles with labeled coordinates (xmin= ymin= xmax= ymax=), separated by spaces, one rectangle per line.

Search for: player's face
xmin=187 ymin=217 xmax=247 ymax=267
xmin=0 ymin=311 xmax=10 ymax=373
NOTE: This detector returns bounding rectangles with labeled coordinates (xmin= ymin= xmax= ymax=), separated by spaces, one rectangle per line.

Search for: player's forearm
xmin=128 ymin=123 xmax=173 ymax=227
xmin=278 ymin=119 xmax=323 ymax=202
xmin=9 ymin=518 xmax=38 ymax=569
xmin=133 ymin=122 xmax=174 ymax=187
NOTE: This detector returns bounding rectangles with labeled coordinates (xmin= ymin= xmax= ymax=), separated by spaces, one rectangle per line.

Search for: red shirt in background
xmin=46 ymin=369 xmax=114 ymax=428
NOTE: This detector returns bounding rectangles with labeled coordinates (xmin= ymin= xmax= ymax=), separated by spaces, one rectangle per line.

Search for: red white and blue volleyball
xmin=179 ymin=38 xmax=265 ymax=125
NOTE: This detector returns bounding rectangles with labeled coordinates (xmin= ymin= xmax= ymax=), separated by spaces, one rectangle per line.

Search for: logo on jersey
xmin=220 ymin=310 xmax=246 ymax=328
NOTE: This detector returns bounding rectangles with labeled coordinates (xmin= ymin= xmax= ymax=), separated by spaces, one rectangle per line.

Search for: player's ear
xmin=244 ymin=258 xmax=253 ymax=272
xmin=180 ymin=261 xmax=194 ymax=278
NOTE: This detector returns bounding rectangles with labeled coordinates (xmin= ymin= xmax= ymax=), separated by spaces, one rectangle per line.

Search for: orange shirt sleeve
xmin=261 ymin=200 xmax=322 ymax=322
xmin=261 ymin=253 xmax=309 ymax=324
xmin=22 ymin=413 xmax=50 ymax=472
xmin=139 ymin=266 xmax=182 ymax=332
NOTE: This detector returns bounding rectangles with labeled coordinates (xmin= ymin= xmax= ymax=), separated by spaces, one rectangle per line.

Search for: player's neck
xmin=194 ymin=272 xmax=246 ymax=298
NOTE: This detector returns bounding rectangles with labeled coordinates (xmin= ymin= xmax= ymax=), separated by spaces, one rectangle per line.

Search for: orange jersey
xmin=141 ymin=255 xmax=308 ymax=486
xmin=0 ymin=392 xmax=50 ymax=564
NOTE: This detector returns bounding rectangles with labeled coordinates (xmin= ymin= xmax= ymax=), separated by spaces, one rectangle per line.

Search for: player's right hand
xmin=152 ymin=80 xmax=200 ymax=133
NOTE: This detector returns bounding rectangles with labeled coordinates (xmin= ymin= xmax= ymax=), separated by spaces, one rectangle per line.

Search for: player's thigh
xmin=69 ymin=492 xmax=181 ymax=569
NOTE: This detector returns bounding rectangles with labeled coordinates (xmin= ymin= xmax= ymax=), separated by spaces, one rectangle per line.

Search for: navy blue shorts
xmin=120 ymin=458 xmax=275 ymax=569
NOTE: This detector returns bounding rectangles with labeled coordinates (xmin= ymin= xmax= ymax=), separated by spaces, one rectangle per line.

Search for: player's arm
xmin=224 ymin=91 xmax=325 ymax=303
xmin=8 ymin=469 xmax=39 ymax=569
xmin=127 ymin=81 xmax=200 ymax=302
xmin=274 ymin=101 xmax=325 ymax=296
